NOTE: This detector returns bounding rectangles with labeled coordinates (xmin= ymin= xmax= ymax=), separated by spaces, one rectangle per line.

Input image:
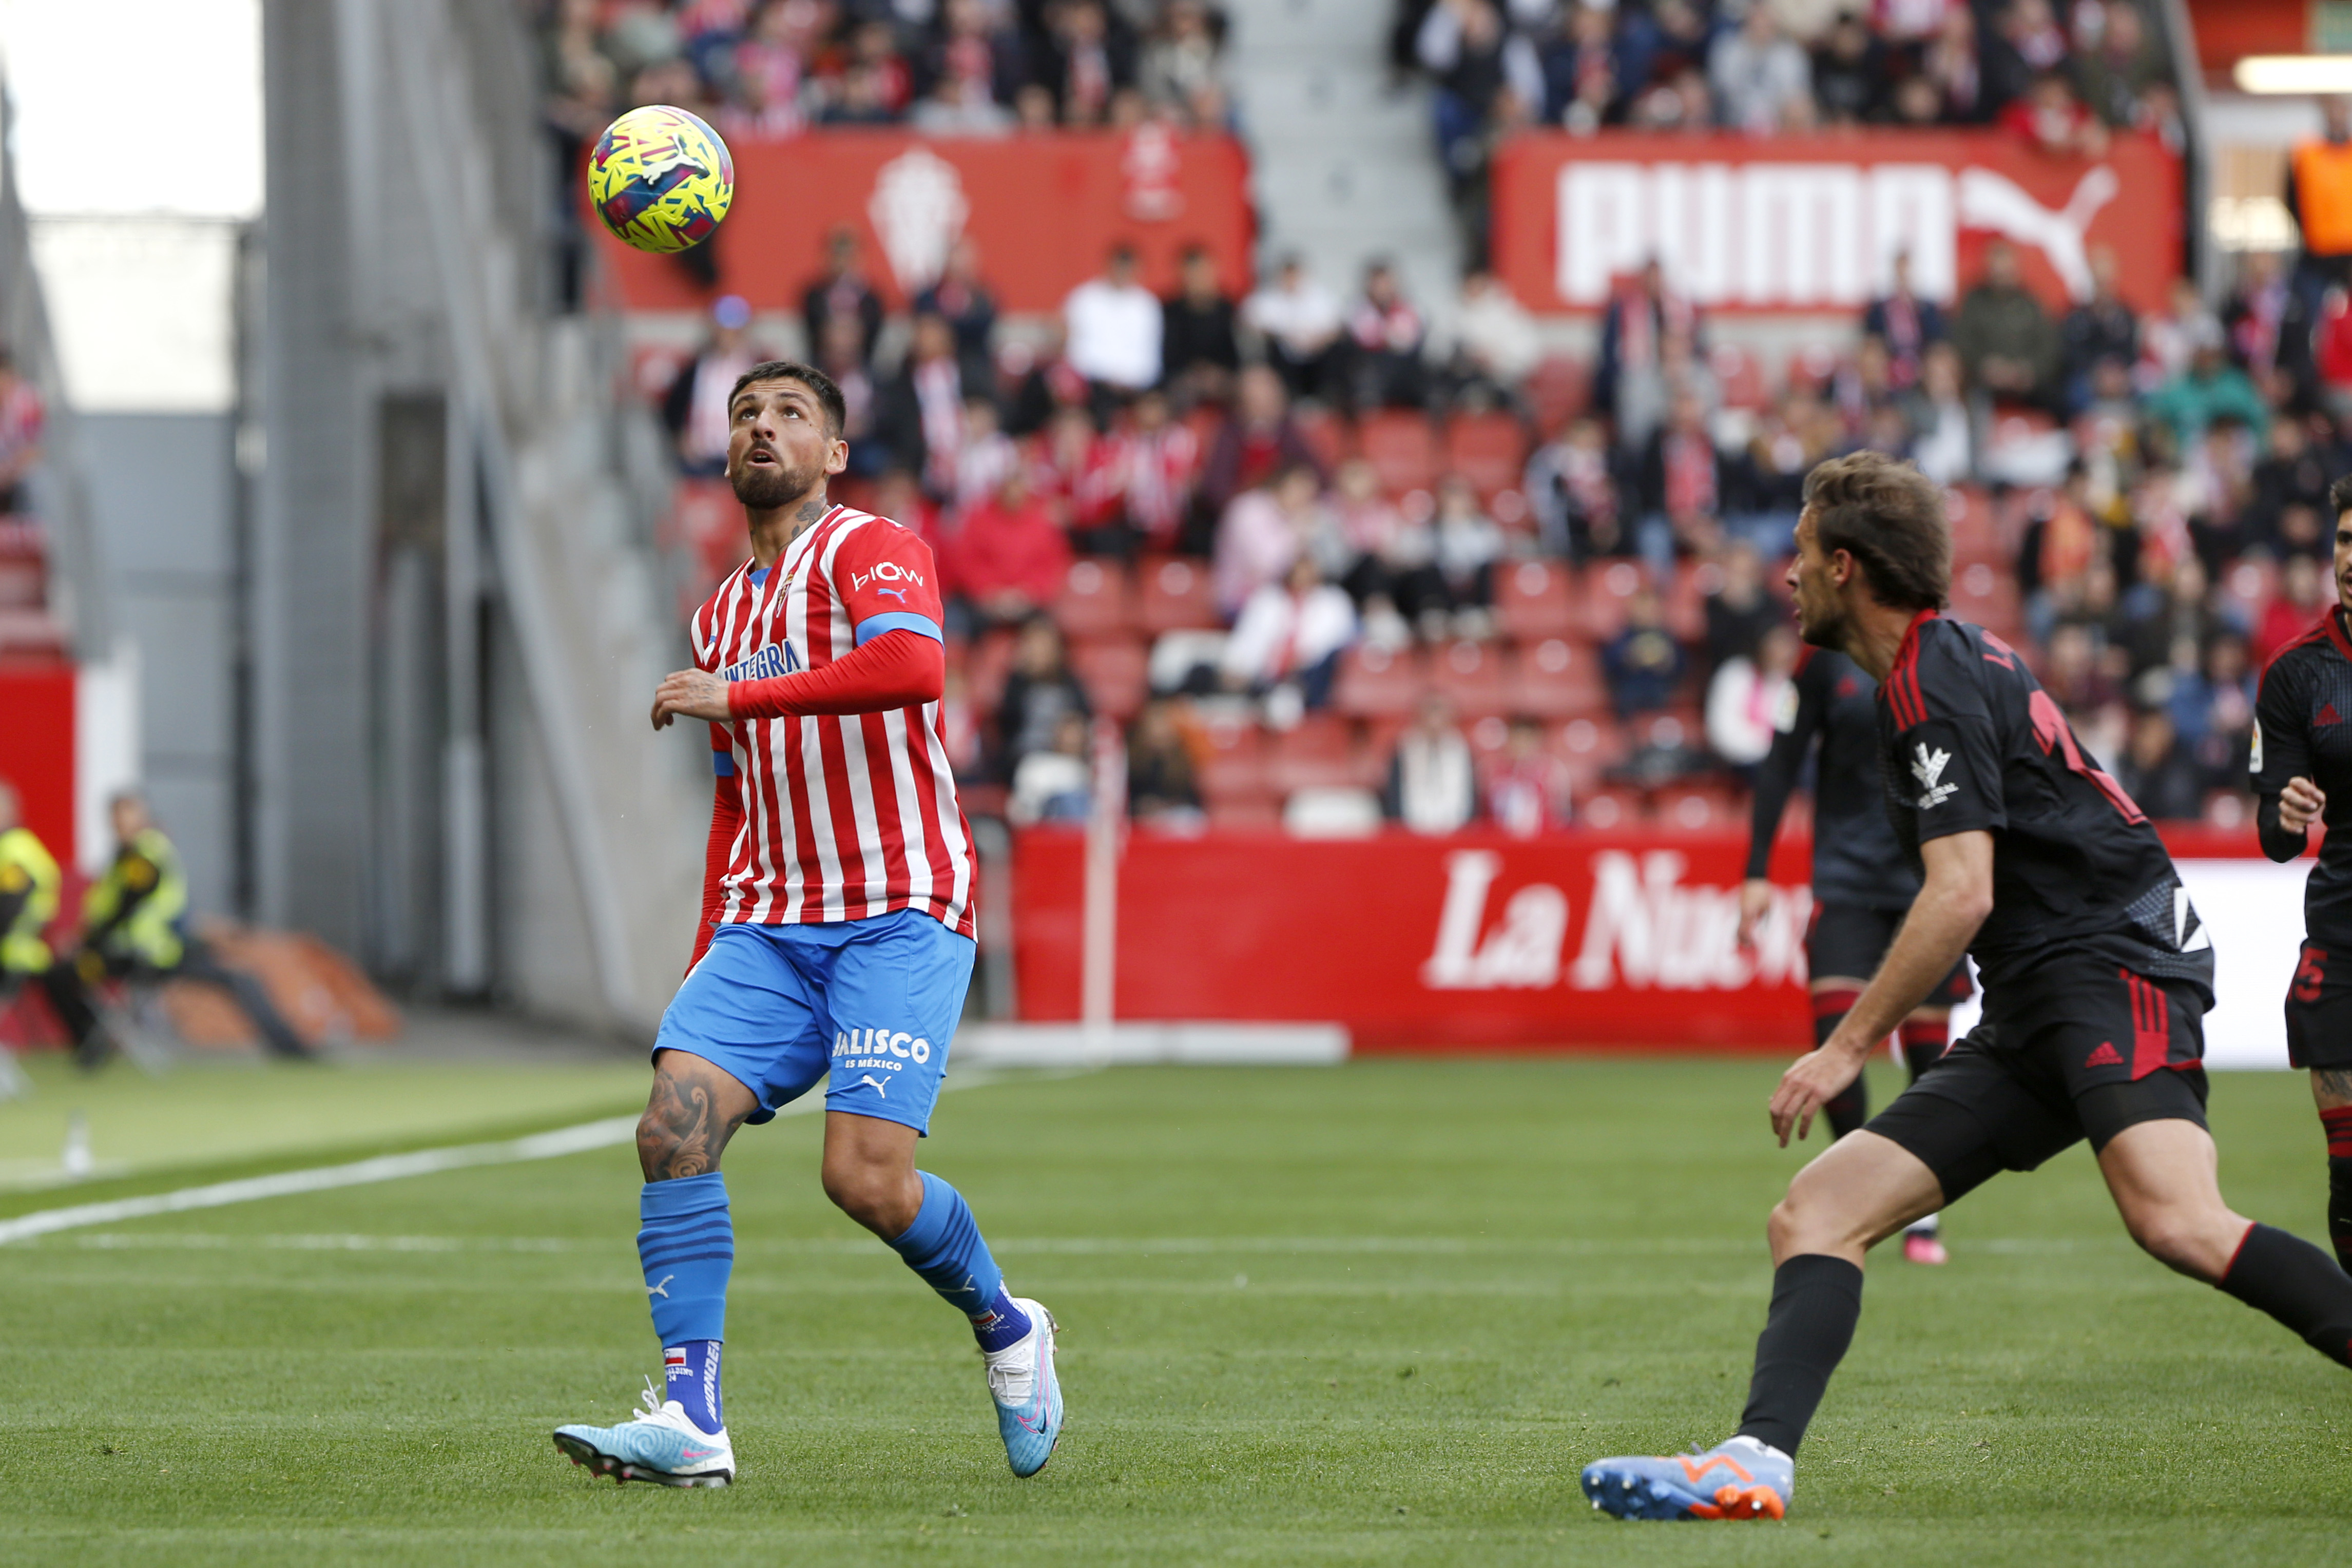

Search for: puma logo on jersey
xmin=1911 ymin=743 xmax=1957 ymax=809
xmin=873 ymin=586 xmax=909 ymax=602
xmin=723 ymin=642 xmax=801 ymax=682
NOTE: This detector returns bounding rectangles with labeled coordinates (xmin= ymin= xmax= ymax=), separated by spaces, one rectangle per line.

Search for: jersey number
xmin=2297 ymin=946 xmax=2328 ymax=1004
xmin=2027 ymin=690 xmax=2149 ymax=825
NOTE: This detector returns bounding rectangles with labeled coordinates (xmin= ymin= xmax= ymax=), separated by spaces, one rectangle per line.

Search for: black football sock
xmin=1814 ymin=995 xmax=1869 ymax=1139
xmin=2216 ymin=1223 xmax=2352 ymax=1368
xmin=2324 ymin=1108 xmax=2352 ymax=1273
xmin=1736 ymin=1254 xmax=1865 ymax=1456
xmin=1898 ymin=1017 xmax=1949 ymax=1083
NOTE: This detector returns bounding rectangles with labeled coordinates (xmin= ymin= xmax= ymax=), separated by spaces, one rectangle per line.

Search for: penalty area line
xmin=0 ymin=1063 xmax=1045 ymax=1248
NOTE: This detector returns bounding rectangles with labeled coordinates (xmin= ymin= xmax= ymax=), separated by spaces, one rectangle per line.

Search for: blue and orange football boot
xmin=1580 ymin=1436 xmax=1791 ymax=1520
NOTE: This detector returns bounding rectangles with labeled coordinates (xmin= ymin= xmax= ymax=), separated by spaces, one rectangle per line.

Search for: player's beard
xmin=729 ymin=447 xmax=821 ymax=511
xmin=1794 ymin=595 xmax=1844 ymax=651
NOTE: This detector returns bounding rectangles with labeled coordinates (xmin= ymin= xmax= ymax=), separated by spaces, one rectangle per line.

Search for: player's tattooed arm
xmin=652 ymin=667 xmax=734 ymax=728
xmin=638 ymin=1054 xmax=754 ymax=1179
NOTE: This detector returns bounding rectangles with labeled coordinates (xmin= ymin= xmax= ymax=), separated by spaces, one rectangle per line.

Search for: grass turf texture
xmin=3 ymin=1057 xmax=2347 ymax=1565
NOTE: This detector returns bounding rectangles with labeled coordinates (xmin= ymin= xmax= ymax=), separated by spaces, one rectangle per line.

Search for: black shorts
xmin=1807 ymin=900 xmax=1973 ymax=1006
xmin=1866 ymin=966 xmax=2209 ymax=1205
xmin=2284 ymin=940 xmax=2352 ymax=1071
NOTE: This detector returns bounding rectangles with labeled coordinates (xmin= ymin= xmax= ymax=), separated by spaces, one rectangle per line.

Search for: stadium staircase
xmin=1224 ymin=0 xmax=1463 ymax=330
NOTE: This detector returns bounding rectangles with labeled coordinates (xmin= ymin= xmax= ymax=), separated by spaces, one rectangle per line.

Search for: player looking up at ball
xmin=553 ymin=361 xmax=1061 ymax=1488
xmin=1738 ymin=636 xmax=1974 ymax=1266
xmin=2251 ymin=473 xmax=2352 ymax=1275
xmin=1585 ymin=452 xmax=2352 ymax=1523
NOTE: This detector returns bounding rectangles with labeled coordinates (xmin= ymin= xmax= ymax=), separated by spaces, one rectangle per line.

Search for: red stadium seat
xmin=1069 ymin=636 xmax=1149 ymax=721
xmin=1293 ymin=406 xmax=1353 ymax=476
xmin=1525 ymin=354 xmax=1589 ymax=436
xmin=1137 ymin=555 xmax=1220 ymax=633
xmin=1508 ymin=637 xmax=1608 ymax=720
xmin=1949 ymin=559 xmax=2023 ymax=642
xmin=1357 ymin=411 xmax=1441 ymax=497
xmin=1194 ymin=719 xmax=1273 ymax=807
xmin=1710 ymin=343 xmax=1767 ymax=411
xmin=1051 ymin=558 xmax=1134 ymax=642
xmin=1427 ymin=638 xmax=1509 ymax=718
xmin=1333 ymin=643 xmax=1426 ymax=719
xmin=1576 ymin=785 xmax=1643 ymax=828
xmin=1207 ymin=796 xmax=1282 ymax=829
xmin=1575 ymin=559 xmax=1648 ymax=642
xmin=962 ymin=628 xmax=1019 ymax=712
xmin=1497 ymin=559 xmax=1575 ymax=642
xmin=1265 ymin=714 xmax=1372 ymax=793
xmin=1663 ymin=562 xmax=1708 ymax=644
xmin=1445 ymin=412 xmax=1529 ymax=502
xmin=1655 ymin=785 xmax=1737 ymax=831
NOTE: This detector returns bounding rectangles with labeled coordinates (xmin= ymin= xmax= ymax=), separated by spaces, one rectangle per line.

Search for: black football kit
xmin=1746 ymin=647 xmax=1974 ymax=1139
xmin=2250 ymin=604 xmax=2352 ymax=1269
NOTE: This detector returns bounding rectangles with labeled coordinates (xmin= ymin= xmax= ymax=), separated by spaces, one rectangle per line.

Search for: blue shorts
xmin=652 ymin=909 xmax=975 ymax=1135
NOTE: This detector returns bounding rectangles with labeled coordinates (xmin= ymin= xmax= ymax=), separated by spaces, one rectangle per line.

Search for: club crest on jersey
xmin=1912 ymin=742 xmax=1957 ymax=809
xmin=723 ymin=642 xmax=801 ymax=682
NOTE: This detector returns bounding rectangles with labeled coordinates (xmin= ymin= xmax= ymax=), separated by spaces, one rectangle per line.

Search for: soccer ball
xmin=588 ymin=105 xmax=734 ymax=254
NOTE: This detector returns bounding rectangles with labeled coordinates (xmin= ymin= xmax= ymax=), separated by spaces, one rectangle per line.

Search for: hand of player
xmin=1767 ymin=1038 xmax=1867 ymax=1149
xmin=2281 ymin=776 xmax=2327 ymax=834
xmin=1735 ymin=879 xmax=1773 ymax=950
xmin=651 ymin=669 xmax=731 ymax=729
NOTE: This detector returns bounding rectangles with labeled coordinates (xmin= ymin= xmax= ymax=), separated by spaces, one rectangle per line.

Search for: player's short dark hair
xmin=1802 ymin=450 xmax=1950 ymax=612
xmin=2328 ymin=472 xmax=2352 ymax=518
xmin=728 ymin=359 xmax=847 ymax=439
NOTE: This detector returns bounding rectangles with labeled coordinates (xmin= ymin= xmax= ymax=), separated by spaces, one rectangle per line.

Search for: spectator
xmin=2076 ymin=2 xmax=2163 ymax=129
xmin=1486 ymin=716 xmax=1573 ymax=836
xmin=1728 ymin=390 xmax=1822 ymax=555
xmin=1442 ymin=270 xmax=1539 ymax=406
xmin=2059 ymin=247 xmax=2139 ymax=413
xmin=1242 ymin=254 xmax=1346 ymax=404
xmin=1905 ymin=341 xmax=1976 ymax=483
xmin=1542 ymin=3 xmax=1627 ymax=134
xmin=1636 ymin=389 xmax=1730 ymax=568
xmin=2249 ymin=415 xmax=2335 ymax=556
xmin=725 ymin=1 xmax=809 ymax=139
xmin=1009 ymin=710 xmax=1095 ymax=824
xmin=1161 ymin=245 xmax=1241 ymax=403
xmin=881 ymin=312 xmax=968 ymax=498
xmin=1385 ymin=692 xmax=1479 ymax=834
xmin=1033 ymin=404 xmax=1128 ymax=555
xmin=802 ymin=226 xmax=883 ymax=369
xmin=912 ymin=238 xmax=999 ymax=391
xmin=1200 ymin=365 xmax=1323 ymax=520
xmin=1998 ymin=70 xmax=2106 ymax=157
xmin=813 ymin=313 xmax=883 ymax=476
xmin=2114 ymin=707 xmax=2205 ymax=821
xmin=1596 ymin=259 xmax=1703 ymax=452
xmin=1140 ymin=0 xmax=1230 ymax=127
xmin=1105 ymin=388 xmax=1200 ymax=553
xmin=2257 ymin=550 xmax=2330 ymax=665
xmin=999 ymin=320 xmax=1092 ymax=438
xmin=2148 ymin=321 xmax=2270 ymax=452
xmin=2223 ymin=248 xmax=2292 ymax=388
xmin=1919 ymin=5 xmax=1986 ymax=122
xmin=1064 ymin=244 xmax=1164 ymax=396
xmin=1525 ymin=416 xmax=1627 ymax=561
xmin=1707 ymin=622 xmax=1802 ymax=772
xmin=1038 ymin=0 xmax=1136 ymax=126
xmin=661 ymin=295 xmax=760 ymax=478
xmin=1951 ymin=240 xmax=2059 ymax=407
xmin=1126 ymin=698 xmax=1205 ymax=826
xmin=2138 ymin=275 xmax=2219 ymax=392
xmin=1602 ymin=585 xmax=1688 ymax=718
xmin=944 ymin=470 xmax=1073 ymax=628
xmin=1702 ymin=539 xmax=1784 ymax=674
xmin=2180 ymin=630 xmax=2258 ymax=783
xmin=1987 ymin=0 xmax=2069 ymax=108
xmin=916 ymin=0 xmax=1027 ymax=121
xmin=1810 ymin=11 xmax=1884 ymax=126
xmin=2288 ymin=96 xmax=2352 ymax=334
xmin=1323 ymin=457 xmax=1411 ymax=637
xmin=994 ymin=616 xmax=1091 ymax=779
xmin=1221 ymin=553 xmax=1358 ymax=707
xmin=1344 ymin=260 xmax=1431 ymax=410
xmin=950 ymin=394 xmax=1020 ymax=515
xmin=1710 ymin=6 xmax=1811 ymax=132
xmin=1429 ymin=475 xmax=1507 ymax=637
xmin=1418 ymin=0 xmax=1543 ymax=194
xmin=1861 ymin=251 xmax=1945 ymax=393
xmin=1214 ymin=462 xmax=1321 ymax=618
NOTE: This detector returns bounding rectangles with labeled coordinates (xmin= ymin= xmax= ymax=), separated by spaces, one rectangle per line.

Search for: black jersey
xmin=1746 ymin=647 xmax=1919 ymax=909
xmin=1876 ymin=612 xmax=2215 ymax=1010
xmin=2251 ymin=607 xmax=2352 ymax=943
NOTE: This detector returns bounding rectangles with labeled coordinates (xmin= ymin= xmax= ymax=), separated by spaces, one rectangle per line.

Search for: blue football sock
xmin=638 ymin=1174 xmax=733 ymax=1431
xmin=662 ymin=1339 xmax=724 ymax=1434
xmin=889 ymin=1171 xmax=1032 ymax=1352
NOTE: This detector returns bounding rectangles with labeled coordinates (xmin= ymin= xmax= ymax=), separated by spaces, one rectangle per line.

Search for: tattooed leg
xmin=638 ymin=1050 xmax=758 ymax=1182
xmin=2314 ymin=1068 xmax=2352 ymax=1272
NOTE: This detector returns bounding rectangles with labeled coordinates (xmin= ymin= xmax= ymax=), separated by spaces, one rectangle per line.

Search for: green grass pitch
xmin=4 ymin=1055 xmax=2349 ymax=1565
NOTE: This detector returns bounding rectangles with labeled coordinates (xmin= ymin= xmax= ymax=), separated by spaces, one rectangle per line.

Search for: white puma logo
xmin=1956 ymin=165 xmax=2119 ymax=302
xmin=646 ymin=1275 xmax=673 ymax=1299
xmin=859 ymin=1073 xmax=889 ymax=1098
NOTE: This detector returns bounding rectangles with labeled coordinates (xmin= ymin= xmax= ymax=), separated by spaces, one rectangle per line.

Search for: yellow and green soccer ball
xmin=589 ymin=105 xmax=734 ymax=254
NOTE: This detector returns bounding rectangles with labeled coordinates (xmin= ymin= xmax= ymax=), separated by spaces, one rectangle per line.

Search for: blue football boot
xmin=983 ymin=1296 xmax=1063 ymax=1477
xmin=553 ymin=1378 xmax=735 ymax=1487
xmin=1581 ymin=1436 xmax=1791 ymax=1520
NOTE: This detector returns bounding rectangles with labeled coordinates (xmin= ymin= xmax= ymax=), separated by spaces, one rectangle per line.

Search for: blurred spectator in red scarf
xmin=1200 ymin=365 xmax=1324 ymax=520
xmin=1104 ymin=389 xmax=1201 ymax=553
xmin=1485 ymin=718 xmax=1573 ymax=836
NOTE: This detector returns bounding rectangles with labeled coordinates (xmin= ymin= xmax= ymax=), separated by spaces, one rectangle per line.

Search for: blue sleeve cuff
xmin=854 ymin=612 xmax=944 ymax=647
xmin=712 ymin=751 xmax=737 ymax=777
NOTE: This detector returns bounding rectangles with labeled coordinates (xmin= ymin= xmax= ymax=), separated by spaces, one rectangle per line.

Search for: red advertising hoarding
xmin=594 ymin=128 xmax=1256 ymax=315
xmin=1009 ymin=825 xmax=2285 ymax=1055
xmin=1490 ymin=130 xmax=2183 ymax=316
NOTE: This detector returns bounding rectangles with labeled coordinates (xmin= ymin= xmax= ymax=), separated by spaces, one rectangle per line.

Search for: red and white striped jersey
xmin=692 ymin=504 xmax=975 ymax=937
